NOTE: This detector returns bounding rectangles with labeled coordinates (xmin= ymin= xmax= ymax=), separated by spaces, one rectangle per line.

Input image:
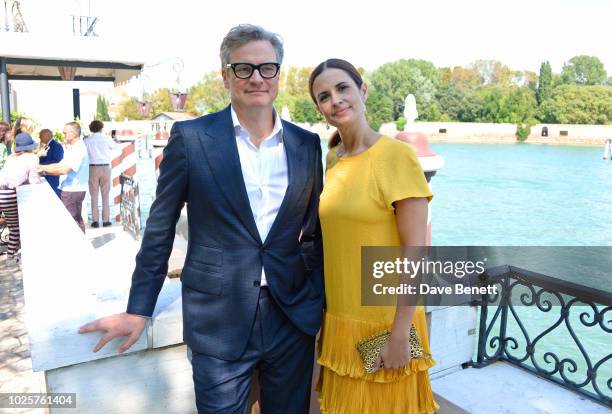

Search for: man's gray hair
xmin=65 ymin=121 xmax=81 ymax=137
xmin=220 ymin=24 xmax=284 ymax=66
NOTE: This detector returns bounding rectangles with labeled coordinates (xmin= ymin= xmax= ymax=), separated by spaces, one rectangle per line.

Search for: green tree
xmin=438 ymin=67 xmax=452 ymax=85
xmin=291 ymin=96 xmax=322 ymax=123
xmin=456 ymin=90 xmax=485 ymax=122
xmin=537 ymin=85 xmax=612 ymax=124
xmin=365 ymin=88 xmax=394 ymax=131
xmin=280 ymin=66 xmax=312 ymax=97
xmin=370 ymin=59 xmax=438 ymax=121
xmin=185 ymin=71 xmax=230 ymax=115
xmin=536 ymin=61 xmax=553 ymax=105
xmin=561 ymin=55 xmax=608 ymax=85
xmin=115 ymin=97 xmax=144 ymax=121
xmin=484 ymin=86 xmax=536 ymax=123
xmin=0 ymin=111 xmax=22 ymax=124
xmin=435 ymin=84 xmax=466 ymax=120
xmin=445 ymin=66 xmax=481 ymax=90
xmin=471 ymin=60 xmax=496 ymax=85
xmin=148 ymin=88 xmax=174 ymax=116
xmin=95 ymin=95 xmax=111 ymax=121
xmin=272 ymin=90 xmax=295 ymax=119
xmin=471 ymin=60 xmax=517 ymax=87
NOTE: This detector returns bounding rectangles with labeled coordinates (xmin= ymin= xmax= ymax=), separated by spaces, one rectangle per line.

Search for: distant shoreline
xmin=317 ymin=131 xmax=608 ymax=148
xmin=426 ymin=135 xmax=607 ymax=147
xmin=308 ymin=122 xmax=611 ymax=148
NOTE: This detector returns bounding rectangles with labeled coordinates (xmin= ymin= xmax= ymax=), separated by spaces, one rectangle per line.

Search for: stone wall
xmin=378 ymin=122 xmax=612 ymax=146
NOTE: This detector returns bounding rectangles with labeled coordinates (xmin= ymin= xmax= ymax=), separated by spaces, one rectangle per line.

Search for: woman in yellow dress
xmin=309 ymin=59 xmax=439 ymax=413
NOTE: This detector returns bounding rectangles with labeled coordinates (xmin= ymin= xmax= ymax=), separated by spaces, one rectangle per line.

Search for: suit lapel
xmin=264 ymin=122 xmax=307 ymax=245
xmin=198 ymin=106 xmax=262 ymax=244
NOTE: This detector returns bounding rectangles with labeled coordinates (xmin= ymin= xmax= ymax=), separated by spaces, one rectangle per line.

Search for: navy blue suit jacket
xmin=39 ymin=139 xmax=64 ymax=197
xmin=127 ymin=106 xmax=324 ymax=360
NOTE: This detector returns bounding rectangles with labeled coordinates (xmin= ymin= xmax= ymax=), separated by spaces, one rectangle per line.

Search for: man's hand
xmin=78 ymin=312 xmax=147 ymax=353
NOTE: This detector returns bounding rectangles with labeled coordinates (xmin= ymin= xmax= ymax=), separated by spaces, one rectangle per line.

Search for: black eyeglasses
xmin=225 ymin=62 xmax=280 ymax=79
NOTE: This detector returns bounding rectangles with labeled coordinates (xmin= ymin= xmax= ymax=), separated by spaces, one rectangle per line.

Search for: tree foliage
xmin=370 ymin=59 xmax=438 ymax=121
xmin=185 ymin=71 xmax=230 ymax=115
xmin=365 ymin=87 xmax=394 ymax=131
xmin=290 ymin=96 xmax=322 ymax=124
xmin=441 ymin=66 xmax=481 ymax=90
xmin=0 ymin=111 xmax=22 ymax=124
xmin=536 ymin=61 xmax=553 ymax=105
xmin=280 ymin=66 xmax=312 ymax=98
xmin=435 ymin=84 xmax=467 ymax=121
xmin=537 ymin=85 xmax=612 ymax=124
xmin=163 ymin=55 xmax=610 ymax=128
xmin=561 ymin=55 xmax=608 ymax=85
xmin=148 ymin=88 xmax=174 ymax=116
xmin=115 ymin=97 xmax=144 ymax=121
xmin=95 ymin=95 xmax=111 ymax=121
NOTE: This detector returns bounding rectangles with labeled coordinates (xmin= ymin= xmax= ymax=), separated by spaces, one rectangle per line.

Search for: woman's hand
xmin=372 ymin=331 xmax=412 ymax=373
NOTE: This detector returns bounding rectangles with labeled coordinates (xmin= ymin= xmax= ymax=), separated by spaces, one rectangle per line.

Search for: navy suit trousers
xmin=190 ymin=288 xmax=315 ymax=414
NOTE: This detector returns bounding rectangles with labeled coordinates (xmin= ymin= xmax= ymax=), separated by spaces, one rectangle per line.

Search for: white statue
xmin=403 ymin=94 xmax=418 ymax=131
xmin=281 ymin=106 xmax=292 ymax=122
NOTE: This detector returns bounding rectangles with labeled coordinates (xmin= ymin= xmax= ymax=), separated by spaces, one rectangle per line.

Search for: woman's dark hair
xmin=308 ymin=58 xmax=364 ymax=149
xmin=89 ymin=120 xmax=104 ymax=133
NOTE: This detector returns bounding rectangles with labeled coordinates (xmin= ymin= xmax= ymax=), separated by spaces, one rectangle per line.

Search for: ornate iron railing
xmin=472 ymin=265 xmax=611 ymax=407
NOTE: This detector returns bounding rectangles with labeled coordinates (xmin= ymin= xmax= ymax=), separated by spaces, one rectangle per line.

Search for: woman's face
xmin=311 ymin=68 xmax=367 ymax=128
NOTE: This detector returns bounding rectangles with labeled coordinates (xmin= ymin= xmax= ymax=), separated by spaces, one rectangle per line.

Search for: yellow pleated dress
xmin=317 ymin=136 xmax=439 ymax=414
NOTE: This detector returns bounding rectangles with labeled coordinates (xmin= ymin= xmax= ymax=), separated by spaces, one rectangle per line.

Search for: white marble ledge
xmin=17 ymin=184 xmax=185 ymax=372
xmin=431 ymin=361 xmax=609 ymax=414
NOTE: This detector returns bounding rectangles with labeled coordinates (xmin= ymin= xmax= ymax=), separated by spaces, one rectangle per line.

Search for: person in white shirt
xmin=39 ymin=122 xmax=90 ymax=233
xmin=84 ymin=120 xmax=117 ymax=228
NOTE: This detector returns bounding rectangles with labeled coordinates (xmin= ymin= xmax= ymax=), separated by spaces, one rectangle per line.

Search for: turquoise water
xmin=428 ymin=143 xmax=611 ymax=246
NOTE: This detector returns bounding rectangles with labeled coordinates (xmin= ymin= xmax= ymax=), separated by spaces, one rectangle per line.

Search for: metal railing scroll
xmin=472 ymin=265 xmax=611 ymax=407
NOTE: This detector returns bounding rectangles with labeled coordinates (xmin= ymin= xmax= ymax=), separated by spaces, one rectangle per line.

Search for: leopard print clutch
xmin=356 ymin=325 xmax=429 ymax=374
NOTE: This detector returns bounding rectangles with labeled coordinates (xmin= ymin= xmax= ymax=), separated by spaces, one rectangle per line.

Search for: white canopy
xmin=0 ymin=32 xmax=144 ymax=85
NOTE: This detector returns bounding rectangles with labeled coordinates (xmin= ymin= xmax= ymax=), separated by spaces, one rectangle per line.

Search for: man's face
xmin=39 ymin=131 xmax=52 ymax=144
xmin=63 ymin=127 xmax=78 ymax=144
xmin=222 ymin=40 xmax=279 ymax=110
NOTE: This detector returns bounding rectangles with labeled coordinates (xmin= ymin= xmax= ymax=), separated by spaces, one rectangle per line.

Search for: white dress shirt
xmin=84 ymin=132 xmax=118 ymax=164
xmin=232 ymin=106 xmax=288 ymax=286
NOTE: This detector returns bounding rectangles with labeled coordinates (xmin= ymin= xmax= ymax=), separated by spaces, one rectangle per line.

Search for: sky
xmin=15 ymin=0 xmax=612 ymax=93
xmin=3 ymin=0 xmax=612 ymax=127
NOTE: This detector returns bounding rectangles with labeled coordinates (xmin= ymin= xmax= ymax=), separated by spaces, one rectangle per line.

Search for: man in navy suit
xmin=38 ymin=129 xmax=64 ymax=197
xmin=79 ymin=24 xmax=324 ymax=413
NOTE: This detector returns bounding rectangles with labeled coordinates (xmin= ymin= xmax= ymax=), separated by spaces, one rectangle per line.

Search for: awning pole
xmin=72 ymin=88 xmax=81 ymax=120
xmin=0 ymin=57 xmax=10 ymax=124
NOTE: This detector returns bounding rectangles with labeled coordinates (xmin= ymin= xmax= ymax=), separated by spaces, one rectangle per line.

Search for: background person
xmin=309 ymin=58 xmax=438 ymax=413
xmin=38 ymin=128 xmax=64 ymax=198
xmin=0 ymin=133 xmax=41 ymax=264
xmin=13 ymin=116 xmax=35 ymax=137
xmin=39 ymin=122 xmax=89 ymax=233
xmin=84 ymin=120 xmax=116 ymax=227
xmin=0 ymin=121 xmax=11 ymax=169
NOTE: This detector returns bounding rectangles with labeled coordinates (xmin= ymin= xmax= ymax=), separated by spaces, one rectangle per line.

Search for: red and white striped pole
xmin=111 ymin=142 xmax=137 ymax=222
xmin=153 ymin=147 xmax=164 ymax=179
